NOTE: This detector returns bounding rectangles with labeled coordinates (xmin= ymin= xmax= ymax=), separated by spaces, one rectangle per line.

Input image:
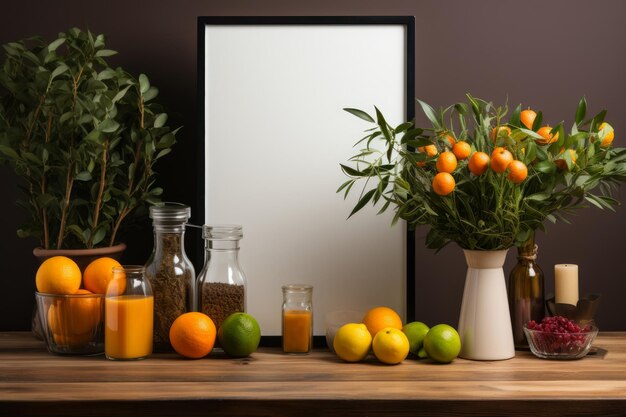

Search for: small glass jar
xmin=144 ymin=203 xmax=195 ymax=352
xmin=197 ymin=225 xmax=246 ymax=331
xmin=508 ymin=234 xmax=545 ymax=349
xmin=105 ymin=266 xmax=154 ymax=360
xmin=282 ymin=284 xmax=313 ymax=354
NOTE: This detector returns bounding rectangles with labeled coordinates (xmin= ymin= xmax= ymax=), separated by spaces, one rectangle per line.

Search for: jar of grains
xmin=197 ymin=225 xmax=246 ymax=332
xmin=144 ymin=203 xmax=195 ymax=352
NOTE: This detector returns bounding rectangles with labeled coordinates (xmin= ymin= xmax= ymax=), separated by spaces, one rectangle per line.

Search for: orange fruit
xmin=432 ymin=172 xmax=455 ymax=196
xmin=468 ymin=151 xmax=490 ymax=176
xmin=417 ymin=144 xmax=438 ymax=167
xmin=506 ymin=160 xmax=528 ymax=183
xmin=435 ymin=151 xmax=458 ymax=173
xmin=491 ymin=147 xmax=514 ymax=173
xmin=490 ymin=126 xmax=512 ymax=141
xmin=520 ymin=109 xmax=537 ymax=130
xmin=598 ymin=122 xmax=614 ymax=147
xmin=362 ymin=306 xmax=403 ymax=339
xmin=83 ymin=257 xmax=122 ymax=294
xmin=169 ymin=312 xmax=216 ymax=359
xmin=444 ymin=134 xmax=456 ymax=147
xmin=48 ymin=289 xmax=102 ymax=347
xmin=536 ymin=126 xmax=558 ymax=145
xmin=452 ymin=141 xmax=471 ymax=160
xmin=555 ymin=149 xmax=578 ymax=171
xmin=36 ymin=256 xmax=81 ymax=294
xmin=418 ymin=144 xmax=438 ymax=157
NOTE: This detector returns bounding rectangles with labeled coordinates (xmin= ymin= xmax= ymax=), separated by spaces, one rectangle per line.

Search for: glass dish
xmin=523 ymin=323 xmax=598 ymax=360
xmin=35 ymin=292 xmax=104 ymax=355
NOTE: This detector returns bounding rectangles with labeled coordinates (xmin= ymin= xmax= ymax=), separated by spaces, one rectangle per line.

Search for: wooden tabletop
xmin=1 ymin=332 xmax=626 ymax=417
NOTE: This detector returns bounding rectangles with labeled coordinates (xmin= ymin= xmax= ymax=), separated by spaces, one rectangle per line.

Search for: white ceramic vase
xmin=458 ymin=249 xmax=515 ymax=360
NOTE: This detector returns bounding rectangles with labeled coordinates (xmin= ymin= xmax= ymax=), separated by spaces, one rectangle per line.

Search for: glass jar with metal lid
xmin=144 ymin=203 xmax=195 ymax=352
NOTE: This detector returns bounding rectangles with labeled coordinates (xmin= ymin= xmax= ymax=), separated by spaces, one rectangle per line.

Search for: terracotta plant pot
xmin=31 ymin=243 xmax=127 ymax=339
xmin=33 ymin=243 xmax=127 ymax=272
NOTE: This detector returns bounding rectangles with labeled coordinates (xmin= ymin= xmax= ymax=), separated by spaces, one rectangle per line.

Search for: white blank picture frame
xmin=198 ymin=16 xmax=415 ymax=338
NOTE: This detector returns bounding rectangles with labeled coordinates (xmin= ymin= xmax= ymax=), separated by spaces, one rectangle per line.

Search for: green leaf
xmin=99 ymin=119 xmax=120 ymax=133
xmin=112 ymin=85 xmax=132 ymax=103
xmin=153 ymin=113 xmax=167 ymax=128
xmin=534 ymin=160 xmax=556 ymax=174
xmin=518 ymin=128 xmax=545 ymax=140
xmin=155 ymin=148 xmax=171 ymax=159
xmin=348 ymin=188 xmax=376 ymax=218
xmin=156 ymin=132 xmax=176 ymax=149
xmin=95 ymin=49 xmax=118 ymax=57
xmin=526 ymin=192 xmax=551 ymax=201
xmin=375 ymin=107 xmax=392 ymax=141
xmin=50 ymin=64 xmax=69 ymax=80
xmin=575 ymin=96 xmax=587 ymax=125
xmin=400 ymin=129 xmax=424 ymax=145
xmin=336 ymin=180 xmax=353 ymax=193
xmin=343 ymin=108 xmax=374 ymax=123
xmin=139 ymin=74 xmax=150 ymax=94
xmin=523 ymin=141 xmax=537 ymax=164
xmin=416 ymin=99 xmax=441 ymax=129
xmin=340 ymin=164 xmax=364 ymax=177
xmin=97 ymin=69 xmax=117 ymax=81
xmin=75 ymin=171 xmax=92 ymax=181
xmin=92 ymin=227 xmax=107 ymax=245
xmin=395 ymin=122 xmax=413 ymax=134
xmin=509 ymin=104 xmax=521 ymax=127
xmin=143 ymin=86 xmax=159 ymax=102
xmin=0 ymin=145 xmax=19 ymax=160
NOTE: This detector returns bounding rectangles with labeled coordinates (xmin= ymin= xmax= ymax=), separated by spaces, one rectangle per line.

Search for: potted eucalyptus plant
xmin=0 ymin=28 xmax=177 ymax=263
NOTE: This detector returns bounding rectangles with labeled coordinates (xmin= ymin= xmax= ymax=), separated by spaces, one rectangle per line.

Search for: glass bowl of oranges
xmin=34 ymin=255 xmax=121 ymax=355
xmin=36 ymin=291 xmax=104 ymax=355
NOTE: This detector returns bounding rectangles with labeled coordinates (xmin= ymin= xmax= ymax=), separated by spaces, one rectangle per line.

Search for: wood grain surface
xmin=1 ymin=332 xmax=625 ymax=416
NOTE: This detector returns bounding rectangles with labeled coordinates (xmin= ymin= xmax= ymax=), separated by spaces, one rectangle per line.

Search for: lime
xmin=333 ymin=323 xmax=372 ymax=362
xmin=423 ymin=324 xmax=461 ymax=363
xmin=417 ymin=346 xmax=428 ymax=359
xmin=218 ymin=312 xmax=261 ymax=357
xmin=402 ymin=321 xmax=430 ymax=355
xmin=372 ymin=327 xmax=410 ymax=365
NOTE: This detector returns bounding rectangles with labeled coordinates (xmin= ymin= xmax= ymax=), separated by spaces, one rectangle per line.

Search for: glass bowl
xmin=35 ymin=292 xmax=104 ymax=355
xmin=523 ymin=323 xmax=598 ymax=360
xmin=325 ymin=310 xmax=363 ymax=353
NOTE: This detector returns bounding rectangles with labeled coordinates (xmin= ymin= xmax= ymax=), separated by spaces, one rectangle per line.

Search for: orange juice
xmin=105 ymin=295 xmax=153 ymax=360
xmin=283 ymin=310 xmax=312 ymax=353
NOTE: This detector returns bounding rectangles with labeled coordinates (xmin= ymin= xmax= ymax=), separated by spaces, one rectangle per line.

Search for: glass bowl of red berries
xmin=523 ymin=316 xmax=598 ymax=360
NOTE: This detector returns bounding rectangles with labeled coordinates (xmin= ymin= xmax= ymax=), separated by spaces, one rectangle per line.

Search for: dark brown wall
xmin=1 ymin=0 xmax=625 ymax=331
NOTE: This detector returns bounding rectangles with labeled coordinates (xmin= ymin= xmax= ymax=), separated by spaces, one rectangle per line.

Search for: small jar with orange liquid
xmin=105 ymin=266 xmax=154 ymax=360
xmin=282 ymin=284 xmax=313 ymax=354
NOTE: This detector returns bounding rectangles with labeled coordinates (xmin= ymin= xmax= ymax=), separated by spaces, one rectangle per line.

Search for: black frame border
xmin=196 ymin=15 xmax=416 ymax=345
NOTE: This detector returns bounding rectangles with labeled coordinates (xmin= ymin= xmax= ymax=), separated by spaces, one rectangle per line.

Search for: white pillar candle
xmin=554 ymin=264 xmax=579 ymax=306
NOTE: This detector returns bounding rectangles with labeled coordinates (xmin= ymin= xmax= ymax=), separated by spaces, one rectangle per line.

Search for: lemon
xmin=218 ymin=312 xmax=261 ymax=357
xmin=372 ymin=327 xmax=409 ymax=365
xmin=402 ymin=321 xmax=429 ymax=355
xmin=333 ymin=323 xmax=372 ymax=362
xmin=423 ymin=324 xmax=461 ymax=363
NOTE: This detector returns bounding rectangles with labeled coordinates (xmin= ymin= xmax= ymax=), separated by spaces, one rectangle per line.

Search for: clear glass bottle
xmin=197 ymin=225 xmax=246 ymax=331
xmin=508 ymin=234 xmax=545 ymax=349
xmin=144 ymin=203 xmax=195 ymax=352
xmin=282 ymin=284 xmax=313 ymax=354
xmin=105 ymin=266 xmax=154 ymax=360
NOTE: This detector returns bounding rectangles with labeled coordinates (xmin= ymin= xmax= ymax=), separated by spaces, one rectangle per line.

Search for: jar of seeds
xmin=197 ymin=225 xmax=246 ymax=331
xmin=144 ymin=203 xmax=195 ymax=352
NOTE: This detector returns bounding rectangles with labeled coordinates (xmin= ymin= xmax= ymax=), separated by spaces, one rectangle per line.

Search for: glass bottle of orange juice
xmin=105 ymin=266 xmax=154 ymax=360
xmin=282 ymin=285 xmax=313 ymax=354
